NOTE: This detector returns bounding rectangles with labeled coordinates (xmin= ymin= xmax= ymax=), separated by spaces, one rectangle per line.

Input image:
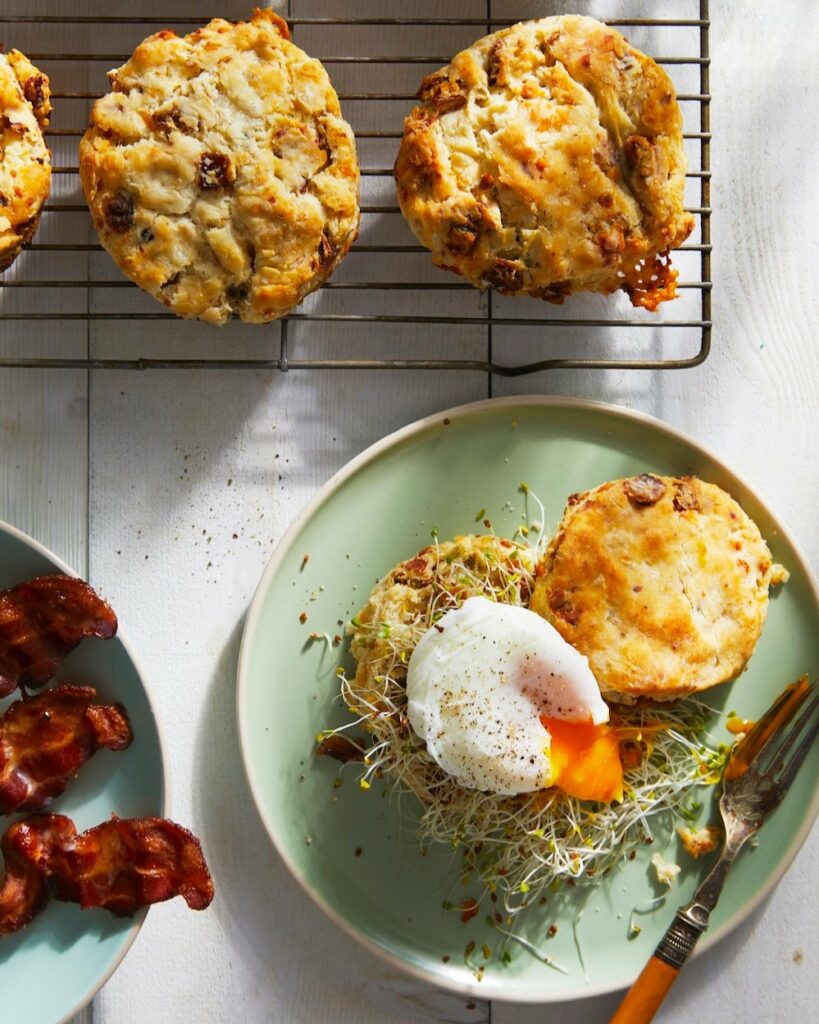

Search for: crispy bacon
xmin=0 ymin=814 xmax=213 ymax=934
xmin=621 ymin=252 xmax=679 ymax=311
xmin=417 ymin=70 xmax=467 ymax=113
xmin=0 ymin=814 xmax=75 ymax=933
xmin=316 ymin=733 xmax=364 ymax=763
xmin=673 ymin=478 xmax=701 ymax=512
xmin=0 ymin=575 xmax=118 ymax=698
xmin=483 ymin=258 xmax=525 ymax=294
xmin=623 ymin=474 xmax=667 ymax=506
xmin=0 ymin=686 xmax=132 ymax=814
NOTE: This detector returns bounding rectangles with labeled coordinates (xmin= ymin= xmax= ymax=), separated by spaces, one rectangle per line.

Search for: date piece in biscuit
xmin=530 ymin=476 xmax=788 ymax=702
xmin=395 ymin=16 xmax=693 ymax=310
xmin=79 ymin=9 xmax=359 ymax=324
xmin=0 ymin=51 xmax=51 ymax=272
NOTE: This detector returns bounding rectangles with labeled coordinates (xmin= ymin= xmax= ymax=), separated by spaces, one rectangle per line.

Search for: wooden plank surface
xmin=0 ymin=1 xmax=815 ymax=1023
xmin=0 ymin=10 xmax=91 ymax=1022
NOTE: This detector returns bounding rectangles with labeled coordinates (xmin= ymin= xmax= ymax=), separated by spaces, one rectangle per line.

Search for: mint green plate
xmin=0 ymin=522 xmax=166 ymax=1024
xmin=238 ymin=397 xmax=819 ymax=1002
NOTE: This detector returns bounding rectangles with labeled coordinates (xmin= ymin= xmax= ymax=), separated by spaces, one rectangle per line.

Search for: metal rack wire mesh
xmin=0 ymin=1 xmax=711 ymax=374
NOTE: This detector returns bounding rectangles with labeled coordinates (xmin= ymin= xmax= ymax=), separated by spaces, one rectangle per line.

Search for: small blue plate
xmin=0 ymin=520 xmax=166 ymax=1024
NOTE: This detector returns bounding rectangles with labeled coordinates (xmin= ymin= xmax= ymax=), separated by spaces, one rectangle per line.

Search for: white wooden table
xmin=1 ymin=1 xmax=816 ymax=1022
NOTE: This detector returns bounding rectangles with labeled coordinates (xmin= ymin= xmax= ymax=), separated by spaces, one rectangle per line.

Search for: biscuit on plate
xmin=530 ymin=475 xmax=788 ymax=702
xmin=349 ymin=534 xmax=536 ymax=711
xmin=0 ymin=50 xmax=51 ymax=272
xmin=79 ymin=8 xmax=359 ymax=324
xmin=395 ymin=16 xmax=693 ymax=310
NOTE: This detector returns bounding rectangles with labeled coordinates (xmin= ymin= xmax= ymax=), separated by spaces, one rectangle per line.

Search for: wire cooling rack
xmin=0 ymin=1 xmax=710 ymax=374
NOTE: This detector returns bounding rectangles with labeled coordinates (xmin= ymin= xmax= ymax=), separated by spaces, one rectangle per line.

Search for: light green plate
xmin=0 ymin=522 xmax=166 ymax=1024
xmin=238 ymin=397 xmax=819 ymax=1002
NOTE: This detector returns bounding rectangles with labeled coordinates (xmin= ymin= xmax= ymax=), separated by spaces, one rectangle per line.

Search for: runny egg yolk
xmin=540 ymin=717 xmax=624 ymax=804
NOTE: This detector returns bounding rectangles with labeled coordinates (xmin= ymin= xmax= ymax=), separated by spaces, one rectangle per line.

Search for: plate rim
xmin=0 ymin=517 xmax=170 ymax=1024
xmin=237 ymin=394 xmax=819 ymax=1003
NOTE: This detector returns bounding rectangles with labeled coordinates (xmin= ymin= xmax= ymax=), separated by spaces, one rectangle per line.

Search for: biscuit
xmin=0 ymin=50 xmax=51 ymax=272
xmin=395 ymin=16 xmax=693 ymax=310
xmin=530 ymin=475 xmax=788 ymax=701
xmin=79 ymin=9 xmax=359 ymax=324
xmin=349 ymin=535 xmax=536 ymax=710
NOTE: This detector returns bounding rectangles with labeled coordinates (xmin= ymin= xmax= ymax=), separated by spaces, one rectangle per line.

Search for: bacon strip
xmin=0 ymin=575 xmax=118 ymax=698
xmin=0 ymin=815 xmax=213 ymax=934
xmin=0 ymin=686 xmax=132 ymax=814
xmin=0 ymin=814 xmax=74 ymax=933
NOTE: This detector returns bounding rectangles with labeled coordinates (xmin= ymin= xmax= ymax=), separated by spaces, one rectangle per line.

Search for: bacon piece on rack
xmin=0 ymin=575 xmax=118 ymax=698
xmin=0 ymin=685 xmax=132 ymax=815
xmin=0 ymin=814 xmax=214 ymax=935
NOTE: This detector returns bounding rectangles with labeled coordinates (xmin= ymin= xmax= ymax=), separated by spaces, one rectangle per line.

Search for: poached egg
xmin=406 ymin=596 xmax=623 ymax=802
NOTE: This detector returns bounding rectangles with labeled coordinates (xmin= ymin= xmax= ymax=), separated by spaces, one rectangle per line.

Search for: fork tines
xmin=768 ymin=684 xmax=819 ymax=788
xmin=729 ymin=677 xmax=818 ymax=788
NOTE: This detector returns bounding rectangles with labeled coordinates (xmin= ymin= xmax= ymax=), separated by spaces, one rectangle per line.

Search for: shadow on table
xmin=192 ymin=617 xmax=490 ymax=1024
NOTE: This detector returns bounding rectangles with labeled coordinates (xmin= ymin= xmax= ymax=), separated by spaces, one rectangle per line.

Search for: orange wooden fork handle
xmin=609 ymin=955 xmax=680 ymax=1024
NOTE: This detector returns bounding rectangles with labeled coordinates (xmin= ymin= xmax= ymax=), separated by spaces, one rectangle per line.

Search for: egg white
xmin=406 ymin=596 xmax=609 ymax=795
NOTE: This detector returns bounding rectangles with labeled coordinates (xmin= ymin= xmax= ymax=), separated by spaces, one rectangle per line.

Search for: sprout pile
xmin=318 ymin=528 xmax=725 ymax=926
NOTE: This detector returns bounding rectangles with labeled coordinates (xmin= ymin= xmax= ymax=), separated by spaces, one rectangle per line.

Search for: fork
xmin=610 ymin=677 xmax=819 ymax=1024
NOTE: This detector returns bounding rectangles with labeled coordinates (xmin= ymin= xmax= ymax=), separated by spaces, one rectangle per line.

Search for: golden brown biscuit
xmin=530 ymin=475 xmax=787 ymax=701
xmin=349 ymin=534 xmax=536 ymax=711
xmin=395 ymin=16 xmax=693 ymax=310
xmin=79 ymin=9 xmax=359 ymax=324
xmin=0 ymin=50 xmax=51 ymax=272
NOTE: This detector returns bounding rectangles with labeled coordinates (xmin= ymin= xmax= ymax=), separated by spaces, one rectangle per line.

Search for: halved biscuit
xmin=530 ymin=475 xmax=787 ymax=701
xmin=349 ymin=534 xmax=536 ymax=712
